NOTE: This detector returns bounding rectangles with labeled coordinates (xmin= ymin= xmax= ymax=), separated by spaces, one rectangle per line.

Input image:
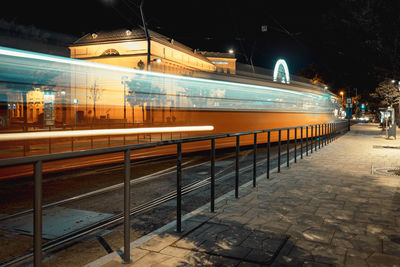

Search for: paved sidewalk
xmin=88 ymin=123 xmax=400 ymax=266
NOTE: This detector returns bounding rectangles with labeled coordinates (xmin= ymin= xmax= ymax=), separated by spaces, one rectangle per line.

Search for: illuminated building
xmin=67 ymin=27 xmax=237 ymax=124
xmin=69 ymin=28 xmax=231 ymax=75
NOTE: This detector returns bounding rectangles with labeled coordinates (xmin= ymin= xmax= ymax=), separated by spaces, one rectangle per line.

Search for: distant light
xmin=0 ymin=126 xmax=215 ymax=141
xmin=339 ymin=91 xmax=344 ymax=96
xmin=324 ymin=86 xmax=328 ymax=90
xmin=392 ymin=80 xmax=396 ymax=83
xmin=61 ymin=91 xmax=66 ymax=96
xmin=228 ymin=49 xmax=234 ymax=54
xmin=154 ymin=58 xmax=162 ymax=63
xmin=273 ymin=59 xmax=290 ymax=84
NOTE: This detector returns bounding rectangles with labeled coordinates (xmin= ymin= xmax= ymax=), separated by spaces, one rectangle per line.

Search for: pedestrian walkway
xmin=88 ymin=123 xmax=400 ymax=266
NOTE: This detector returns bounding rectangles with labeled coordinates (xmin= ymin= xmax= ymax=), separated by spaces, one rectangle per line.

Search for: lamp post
xmin=121 ymin=76 xmax=128 ymax=122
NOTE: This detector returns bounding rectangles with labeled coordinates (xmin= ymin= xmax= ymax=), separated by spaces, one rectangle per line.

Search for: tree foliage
xmin=370 ymin=79 xmax=400 ymax=107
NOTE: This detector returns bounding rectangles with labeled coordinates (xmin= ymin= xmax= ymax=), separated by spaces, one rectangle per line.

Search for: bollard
xmin=176 ymin=143 xmax=182 ymax=232
xmin=34 ymin=161 xmax=42 ymax=267
xmin=123 ymin=149 xmax=131 ymax=264
xmin=253 ymin=133 xmax=257 ymax=187
xmin=267 ymin=131 xmax=270 ymax=179
xmin=235 ymin=135 xmax=240 ymax=198
xmin=210 ymin=139 xmax=215 ymax=212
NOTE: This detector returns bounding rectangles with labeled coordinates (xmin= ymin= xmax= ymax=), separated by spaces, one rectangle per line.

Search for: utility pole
xmin=140 ymin=0 xmax=151 ymax=71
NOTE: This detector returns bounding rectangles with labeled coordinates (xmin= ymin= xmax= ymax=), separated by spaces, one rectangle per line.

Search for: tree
xmin=370 ymin=79 xmax=400 ymax=108
xmin=297 ymin=63 xmax=327 ymax=85
xmin=125 ymin=73 xmax=165 ymax=123
xmin=88 ymin=81 xmax=103 ymax=121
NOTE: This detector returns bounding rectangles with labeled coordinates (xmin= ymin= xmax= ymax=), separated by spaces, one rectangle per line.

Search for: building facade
xmin=68 ymin=27 xmax=237 ymax=125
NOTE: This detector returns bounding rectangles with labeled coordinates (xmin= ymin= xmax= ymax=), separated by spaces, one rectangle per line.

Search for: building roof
xmin=72 ymin=27 xmax=212 ymax=63
xmin=197 ymin=51 xmax=236 ymax=59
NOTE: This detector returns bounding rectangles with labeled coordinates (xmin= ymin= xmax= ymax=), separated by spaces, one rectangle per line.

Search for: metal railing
xmin=0 ymin=120 xmax=349 ymax=266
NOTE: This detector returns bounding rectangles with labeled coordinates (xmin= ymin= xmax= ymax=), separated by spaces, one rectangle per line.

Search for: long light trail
xmin=0 ymin=126 xmax=214 ymax=141
xmin=0 ymin=46 xmax=324 ymax=96
xmin=0 ymin=46 xmax=338 ymax=113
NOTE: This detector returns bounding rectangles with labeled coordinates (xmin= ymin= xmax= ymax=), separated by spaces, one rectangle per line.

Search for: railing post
xmin=176 ymin=143 xmax=182 ymax=232
xmin=329 ymin=123 xmax=331 ymax=143
xmin=306 ymin=126 xmax=309 ymax=156
xmin=278 ymin=129 xmax=281 ymax=172
xmin=34 ymin=160 xmax=42 ymax=267
xmin=315 ymin=125 xmax=318 ymax=151
xmin=286 ymin=128 xmax=290 ymax=167
xmin=267 ymin=131 xmax=270 ymax=179
xmin=123 ymin=149 xmax=131 ymax=264
xmin=235 ymin=135 xmax=240 ymax=198
xmin=253 ymin=133 xmax=257 ymax=187
xmin=310 ymin=125 xmax=313 ymax=154
xmin=210 ymin=139 xmax=215 ymax=212
xmin=294 ymin=127 xmax=297 ymax=163
xmin=300 ymin=127 xmax=303 ymax=159
xmin=324 ymin=124 xmax=327 ymax=146
xmin=318 ymin=124 xmax=321 ymax=149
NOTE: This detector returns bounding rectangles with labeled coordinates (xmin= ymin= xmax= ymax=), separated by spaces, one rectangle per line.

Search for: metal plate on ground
xmin=0 ymin=207 xmax=113 ymax=239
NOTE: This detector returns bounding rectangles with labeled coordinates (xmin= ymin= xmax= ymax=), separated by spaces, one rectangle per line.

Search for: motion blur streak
xmin=0 ymin=126 xmax=214 ymax=141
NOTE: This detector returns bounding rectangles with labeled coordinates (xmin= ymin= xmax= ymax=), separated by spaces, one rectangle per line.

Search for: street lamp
xmin=228 ymin=49 xmax=234 ymax=54
xmin=340 ymin=91 xmax=344 ymax=102
xmin=121 ymin=76 xmax=128 ymax=121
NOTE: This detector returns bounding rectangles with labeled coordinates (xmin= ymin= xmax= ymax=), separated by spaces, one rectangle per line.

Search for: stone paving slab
xmin=87 ymin=123 xmax=400 ymax=266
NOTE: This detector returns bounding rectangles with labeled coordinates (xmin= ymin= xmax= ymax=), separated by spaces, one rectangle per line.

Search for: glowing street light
xmin=339 ymin=91 xmax=344 ymax=102
xmin=228 ymin=49 xmax=234 ymax=54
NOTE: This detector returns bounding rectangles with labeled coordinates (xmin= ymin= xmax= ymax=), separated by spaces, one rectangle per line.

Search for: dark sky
xmin=1 ymin=0 xmax=327 ymax=70
xmin=2 ymin=0 xmax=399 ymax=96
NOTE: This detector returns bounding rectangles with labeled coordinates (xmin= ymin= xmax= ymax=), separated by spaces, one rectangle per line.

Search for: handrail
xmin=0 ymin=122 xmax=345 ymax=167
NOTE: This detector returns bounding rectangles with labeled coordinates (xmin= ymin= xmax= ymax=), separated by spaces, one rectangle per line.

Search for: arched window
xmin=101 ymin=49 xmax=120 ymax=56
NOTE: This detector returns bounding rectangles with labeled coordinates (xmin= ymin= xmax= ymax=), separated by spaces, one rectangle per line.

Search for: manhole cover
xmin=373 ymin=145 xmax=400 ymax=149
xmin=372 ymin=167 xmax=400 ymax=176
xmin=0 ymin=207 xmax=113 ymax=239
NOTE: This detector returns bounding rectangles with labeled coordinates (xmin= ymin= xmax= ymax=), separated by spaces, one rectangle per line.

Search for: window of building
xmin=101 ymin=49 xmax=120 ymax=56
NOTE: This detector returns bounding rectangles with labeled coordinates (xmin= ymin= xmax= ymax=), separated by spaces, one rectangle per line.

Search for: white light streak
xmin=0 ymin=126 xmax=214 ymax=141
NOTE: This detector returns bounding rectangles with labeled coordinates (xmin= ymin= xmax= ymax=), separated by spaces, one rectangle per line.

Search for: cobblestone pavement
xmin=87 ymin=123 xmax=400 ymax=266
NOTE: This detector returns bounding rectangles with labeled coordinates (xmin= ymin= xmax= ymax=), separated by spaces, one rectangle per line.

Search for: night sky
xmin=2 ymin=0 xmax=400 ymax=98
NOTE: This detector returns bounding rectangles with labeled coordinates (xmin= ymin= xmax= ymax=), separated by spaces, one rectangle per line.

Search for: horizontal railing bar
xmin=0 ymin=121 xmax=346 ymax=168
